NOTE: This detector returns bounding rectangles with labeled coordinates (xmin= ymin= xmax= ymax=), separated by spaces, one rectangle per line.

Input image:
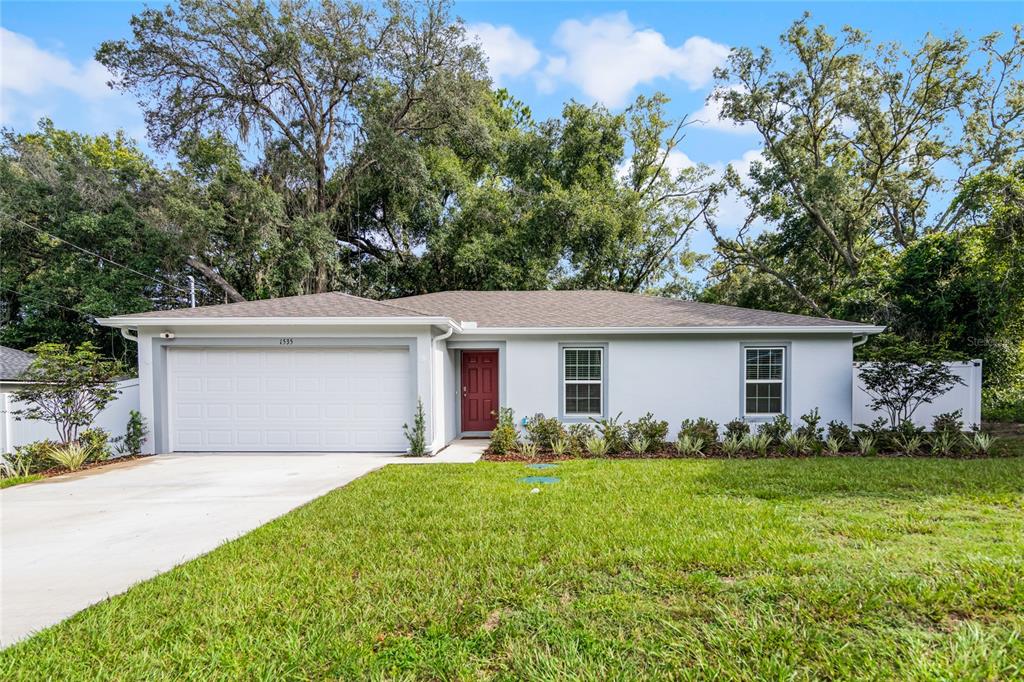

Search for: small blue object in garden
xmin=518 ymin=476 xmax=560 ymax=484
xmin=526 ymin=463 xmax=557 ymax=470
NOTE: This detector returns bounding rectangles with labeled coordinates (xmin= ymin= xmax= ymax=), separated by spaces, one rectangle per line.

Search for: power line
xmin=0 ymin=212 xmax=191 ymax=295
xmin=0 ymin=285 xmax=98 ymax=319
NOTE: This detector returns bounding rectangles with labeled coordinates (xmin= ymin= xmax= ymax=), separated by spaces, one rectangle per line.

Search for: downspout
xmin=852 ymin=334 xmax=869 ymax=349
xmin=428 ymin=324 xmax=456 ymax=454
xmin=120 ymin=327 xmax=139 ymax=343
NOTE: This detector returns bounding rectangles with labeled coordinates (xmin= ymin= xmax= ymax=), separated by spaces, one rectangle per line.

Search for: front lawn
xmin=2 ymin=458 xmax=1022 ymax=679
xmin=0 ymin=474 xmax=41 ymax=489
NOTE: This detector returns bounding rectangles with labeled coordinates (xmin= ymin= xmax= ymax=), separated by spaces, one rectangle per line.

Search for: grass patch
xmin=0 ymin=474 xmax=42 ymax=489
xmin=2 ymin=458 xmax=1022 ymax=679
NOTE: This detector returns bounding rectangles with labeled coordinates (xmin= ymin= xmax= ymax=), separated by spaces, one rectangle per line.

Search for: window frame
xmin=559 ymin=343 xmax=607 ymax=421
xmin=740 ymin=343 xmax=789 ymax=420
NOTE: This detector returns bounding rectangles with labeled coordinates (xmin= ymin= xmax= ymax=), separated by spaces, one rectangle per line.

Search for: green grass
xmin=2 ymin=458 xmax=1023 ymax=680
xmin=0 ymin=474 xmax=41 ymax=489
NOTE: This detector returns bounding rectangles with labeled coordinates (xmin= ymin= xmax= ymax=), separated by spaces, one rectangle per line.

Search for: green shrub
xmin=524 ymin=414 xmax=566 ymax=449
xmin=782 ymin=432 xmax=810 ymax=456
xmin=402 ymin=398 xmax=428 ymax=456
xmin=115 ymin=410 xmax=148 ymax=456
xmin=824 ymin=437 xmax=843 ymax=456
xmin=626 ymin=413 xmax=669 ymax=450
xmin=724 ymin=419 xmax=750 ymax=440
xmin=627 ymin=435 xmax=650 ymax=454
xmin=932 ymin=411 xmax=964 ymax=435
xmin=758 ymin=414 xmax=792 ymax=446
xmin=585 ymin=435 xmax=609 ymax=457
xmin=9 ymin=440 xmax=58 ymax=474
xmin=551 ymin=438 xmax=568 ymax=456
xmin=520 ymin=442 xmax=538 ymax=458
xmin=589 ymin=413 xmax=626 ymax=453
xmin=796 ymin=409 xmax=824 ymax=442
xmin=78 ymin=428 xmax=111 ymax=463
xmin=489 ymin=407 xmax=520 ymax=455
xmin=892 ymin=420 xmax=925 ymax=455
xmin=678 ymin=418 xmax=719 ymax=447
xmin=47 ymin=442 xmax=90 ymax=471
xmin=825 ymin=420 xmax=852 ymax=449
xmin=675 ymin=434 xmax=704 ymax=456
xmin=566 ymin=423 xmax=594 ymax=457
xmin=931 ymin=430 xmax=959 ymax=456
xmin=966 ymin=432 xmax=996 ymax=455
xmin=856 ymin=433 xmax=878 ymax=456
xmin=743 ymin=432 xmax=770 ymax=457
xmin=720 ymin=435 xmax=743 ymax=457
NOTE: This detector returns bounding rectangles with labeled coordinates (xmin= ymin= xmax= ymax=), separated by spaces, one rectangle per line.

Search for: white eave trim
xmin=96 ymin=316 xmax=462 ymax=331
xmin=454 ymin=325 xmax=887 ymax=335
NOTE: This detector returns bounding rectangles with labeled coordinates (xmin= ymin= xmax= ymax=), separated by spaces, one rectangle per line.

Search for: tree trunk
xmin=187 ymin=256 xmax=246 ymax=303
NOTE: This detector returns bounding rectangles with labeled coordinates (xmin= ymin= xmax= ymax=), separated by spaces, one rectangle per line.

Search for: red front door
xmin=461 ymin=350 xmax=499 ymax=432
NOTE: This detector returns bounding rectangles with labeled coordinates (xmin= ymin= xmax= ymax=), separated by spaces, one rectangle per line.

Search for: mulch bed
xmin=481 ymin=448 xmax=1011 ymax=462
xmin=35 ymin=454 xmax=153 ymax=479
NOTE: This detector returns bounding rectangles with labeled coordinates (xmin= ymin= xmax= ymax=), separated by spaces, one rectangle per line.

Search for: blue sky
xmin=2 ymin=1 xmax=1021 ymax=251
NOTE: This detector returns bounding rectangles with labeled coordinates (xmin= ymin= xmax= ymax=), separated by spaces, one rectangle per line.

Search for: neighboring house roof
xmin=0 ymin=345 xmax=35 ymax=381
xmin=391 ymin=290 xmax=875 ymax=329
xmin=98 ymin=289 xmax=883 ymax=333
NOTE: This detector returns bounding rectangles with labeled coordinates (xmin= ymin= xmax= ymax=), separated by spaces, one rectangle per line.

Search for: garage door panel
xmin=168 ymin=347 xmax=412 ymax=452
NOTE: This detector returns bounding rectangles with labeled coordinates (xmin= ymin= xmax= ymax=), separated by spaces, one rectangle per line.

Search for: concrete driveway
xmin=0 ymin=441 xmax=484 ymax=647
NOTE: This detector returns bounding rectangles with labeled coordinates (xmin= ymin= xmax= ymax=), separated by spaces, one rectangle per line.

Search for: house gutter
xmin=428 ymin=323 xmax=457 ymax=454
xmin=454 ymin=325 xmax=887 ymax=336
xmin=852 ymin=334 xmax=871 ymax=349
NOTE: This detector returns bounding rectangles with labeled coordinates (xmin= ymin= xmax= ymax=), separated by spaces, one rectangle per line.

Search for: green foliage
xmin=720 ymin=435 xmax=744 ymax=457
xmin=627 ymin=435 xmax=650 ymax=454
xmin=11 ymin=342 xmax=126 ymax=443
xmin=585 ymin=435 xmax=609 ymax=457
xmin=625 ymin=413 xmax=669 ymax=450
xmin=858 ymin=360 xmax=965 ymax=429
xmin=743 ymin=433 xmax=771 ymax=457
xmin=489 ymin=408 xmax=520 ymax=455
xmin=550 ymin=439 xmax=568 ymax=457
xmin=932 ymin=411 xmax=965 ymax=435
xmin=565 ymin=423 xmax=594 ymax=457
xmin=856 ymin=434 xmax=878 ymax=457
xmin=523 ymin=414 xmax=566 ymax=449
xmin=781 ymin=432 xmax=810 ymax=456
xmin=115 ymin=410 xmax=147 ymax=456
xmin=47 ymin=442 xmax=91 ymax=471
xmin=678 ymin=418 xmax=719 ymax=447
xmin=795 ymin=409 xmax=824 ymax=444
xmin=757 ymin=415 xmax=792 ymax=446
xmin=724 ymin=419 xmax=750 ymax=440
xmin=674 ymin=434 xmax=705 ymax=456
xmin=78 ymin=428 xmax=111 ymax=463
xmin=402 ymin=398 xmax=428 ymax=457
xmin=9 ymin=440 xmax=58 ymax=475
xmin=589 ymin=413 xmax=626 ymax=454
xmin=826 ymin=421 xmax=852 ymax=449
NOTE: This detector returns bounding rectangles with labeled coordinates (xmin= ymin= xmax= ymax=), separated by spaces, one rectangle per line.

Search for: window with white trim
xmin=563 ymin=347 xmax=602 ymax=416
xmin=744 ymin=347 xmax=785 ymax=416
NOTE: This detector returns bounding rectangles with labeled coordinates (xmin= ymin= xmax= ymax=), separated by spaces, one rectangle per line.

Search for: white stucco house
xmin=97 ymin=290 xmax=885 ymax=454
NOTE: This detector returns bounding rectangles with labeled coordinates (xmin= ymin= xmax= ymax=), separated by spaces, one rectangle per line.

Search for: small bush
xmin=47 ymin=442 xmax=91 ymax=471
xmin=675 ymin=434 xmax=704 ymax=456
xmin=524 ymin=414 xmax=566 ymax=449
xmin=824 ymin=437 xmax=843 ymax=456
xmin=724 ymin=419 xmax=750 ymax=440
xmin=932 ymin=411 xmax=964 ymax=436
xmin=78 ymin=428 xmax=111 ymax=463
xmin=678 ymin=418 xmax=719 ymax=447
xmin=795 ymin=409 xmax=824 ymax=450
xmin=8 ymin=440 xmax=57 ymax=475
xmin=626 ymin=413 xmax=669 ymax=450
xmin=520 ymin=442 xmax=538 ymax=458
xmin=757 ymin=414 xmax=792 ymax=446
xmin=782 ymin=432 xmax=810 ymax=456
xmin=590 ymin=413 xmax=626 ymax=453
xmin=403 ymin=398 xmax=428 ymax=456
xmin=628 ymin=435 xmax=650 ymax=454
xmin=115 ymin=410 xmax=148 ymax=456
xmin=825 ymin=420 xmax=852 ymax=449
xmin=931 ymin=431 xmax=958 ymax=456
xmin=966 ymin=432 xmax=996 ymax=455
xmin=566 ymin=423 xmax=594 ymax=456
xmin=720 ymin=435 xmax=743 ymax=457
xmin=856 ymin=433 xmax=877 ymax=457
xmin=743 ymin=432 xmax=770 ymax=457
xmin=585 ymin=435 xmax=609 ymax=457
xmin=551 ymin=438 xmax=568 ymax=456
xmin=489 ymin=407 xmax=520 ymax=454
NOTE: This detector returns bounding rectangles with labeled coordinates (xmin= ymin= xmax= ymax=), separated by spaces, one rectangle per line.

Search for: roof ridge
xmin=333 ymin=291 xmax=434 ymax=317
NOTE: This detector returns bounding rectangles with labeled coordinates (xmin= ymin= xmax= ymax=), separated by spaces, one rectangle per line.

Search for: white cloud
xmin=689 ymin=85 xmax=756 ymax=134
xmin=615 ymin=147 xmax=696 ymax=182
xmin=711 ymin=149 xmax=766 ymax=233
xmin=469 ymin=23 xmax=540 ymax=83
xmin=541 ymin=13 xmax=729 ymax=107
xmin=1 ymin=28 xmax=113 ymax=102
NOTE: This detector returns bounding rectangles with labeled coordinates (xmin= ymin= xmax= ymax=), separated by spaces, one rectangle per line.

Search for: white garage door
xmin=167 ymin=347 xmax=412 ymax=452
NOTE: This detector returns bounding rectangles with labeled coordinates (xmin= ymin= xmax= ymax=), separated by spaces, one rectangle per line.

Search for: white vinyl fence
xmin=853 ymin=361 xmax=982 ymax=430
xmin=0 ymin=379 xmax=140 ymax=454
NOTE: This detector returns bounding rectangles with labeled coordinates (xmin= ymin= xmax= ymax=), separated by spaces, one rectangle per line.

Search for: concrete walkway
xmin=0 ymin=440 xmax=485 ymax=647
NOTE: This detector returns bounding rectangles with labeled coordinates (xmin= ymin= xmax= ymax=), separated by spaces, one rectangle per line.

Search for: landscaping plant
xmin=78 ymin=428 xmax=111 ymax=463
xmin=675 ymin=434 xmax=704 ymax=456
xmin=524 ymin=414 xmax=566 ymax=449
xmin=115 ymin=410 xmax=148 ymax=456
xmin=931 ymin=431 xmax=959 ymax=457
xmin=402 ymin=398 xmax=428 ymax=457
xmin=678 ymin=418 xmax=719 ymax=448
xmin=826 ymin=420 xmax=852 ymax=450
xmin=858 ymin=358 xmax=965 ymax=429
xmin=489 ymin=408 xmax=520 ymax=455
xmin=47 ymin=442 xmax=91 ymax=471
xmin=856 ymin=434 xmax=878 ymax=457
xmin=758 ymin=414 xmax=792 ymax=446
xmin=589 ymin=414 xmax=626 ymax=453
xmin=566 ymin=423 xmax=594 ymax=457
xmin=626 ymin=413 xmax=669 ymax=450
xmin=627 ymin=435 xmax=650 ymax=455
xmin=724 ymin=419 xmax=750 ymax=440
xmin=550 ymin=438 xmax=568 ymax=457
xmin=824 ymin=437 xmax=843 ymax=456
xmin=967 ymin=432 xmax=996 ymax=455
xmin=519 ymin=442 xmax=538 ymax=459
xmin=720 ymin=435 xmax=743 ymax=457
xmin=585 ymin=436 xmax=609 ymax=457
xmin=782 ymin=432 xmax=810 ymax=456
xmin=11 ymin=342 xmax=127 ymax=444
xmin=743 ymin=432 xmax=771 ymax=457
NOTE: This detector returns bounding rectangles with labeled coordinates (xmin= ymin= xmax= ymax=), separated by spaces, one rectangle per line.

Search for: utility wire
xmin=0 ymin=285 xmax=98 ymax=319
xmin=0 ymin=212 xmax=191 ymax=295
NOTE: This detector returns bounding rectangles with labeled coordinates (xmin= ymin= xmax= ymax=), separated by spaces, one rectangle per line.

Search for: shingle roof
xmin=390 ymin=290 xmax=870 ymax=329
xmin=0 ymin=345 xmax=35 ymax=380
xmin=120 ymin=292 xmax=432 ymax=319
xmin=107 ymin=289 xmax=874 ymax=330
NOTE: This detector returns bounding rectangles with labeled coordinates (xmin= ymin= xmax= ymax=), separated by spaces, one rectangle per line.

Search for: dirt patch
xmin=481 ymin=608 xmax=507 ymax=632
